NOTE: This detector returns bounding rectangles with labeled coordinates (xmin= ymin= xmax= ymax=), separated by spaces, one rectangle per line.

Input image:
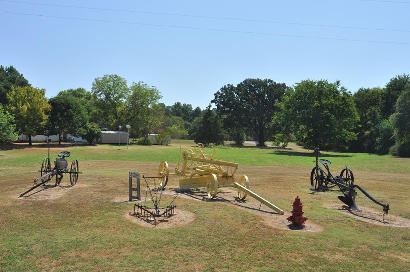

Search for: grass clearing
xmin=0 ymin=141 xmax=409 ymax=271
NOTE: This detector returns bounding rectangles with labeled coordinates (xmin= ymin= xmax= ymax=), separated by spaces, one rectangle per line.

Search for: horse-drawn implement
xmin=130 ymin=175 xmax=177 ymax=226
xmin=310 ymin=148 xmax=389 ymax=214
xmin=158 ymin=145 xmax=284 ymax=214
xmin=19 ymin=150 xmax=80 ymax=197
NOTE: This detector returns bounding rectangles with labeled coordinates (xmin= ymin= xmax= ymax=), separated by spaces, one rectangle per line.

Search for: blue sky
xmin=1 ymin=0 xmax=409 ymax=108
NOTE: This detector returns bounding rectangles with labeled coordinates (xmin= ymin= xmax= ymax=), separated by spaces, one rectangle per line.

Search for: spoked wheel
xmin=70 ymin=160 xmax=79 ymax=186
xmin=158 ymin=161 xmax=169 ymax=189
xmin=236 ymin=175 xmax=250 ymax=200
xmin=206 ymin=174 xmax=219 ymax=199
xmin=340 ymin=168 xmax=354 ymax=187
xmin=39 ymin=158 xmax=51 ymax=183
xmin=310 ymin=166 xmax=325 ymax=191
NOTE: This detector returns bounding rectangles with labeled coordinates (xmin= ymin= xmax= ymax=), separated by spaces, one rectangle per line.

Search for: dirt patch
xmin=113 ymin=196 xmax=132 ymax=203
xmin=15 ymin=184 xmax=87 ymax=200
xmin=260 ymin=211 xmax=323 ymax=232
xmin=161 ymin=187 xmax=323 ymax=232
xmin=324 ymin=203 xmax=410 ymax=228
xmin=124 ymin=209 xmax=196 ymax=229
xmin=112 ymin=196 xmax=151 ymax=203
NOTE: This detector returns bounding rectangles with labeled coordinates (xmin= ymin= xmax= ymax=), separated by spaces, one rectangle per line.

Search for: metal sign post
xmin=126 ymin=124 xmax=131 ymax=149
xmin=129 ymin=172 xmax=141 ymax=201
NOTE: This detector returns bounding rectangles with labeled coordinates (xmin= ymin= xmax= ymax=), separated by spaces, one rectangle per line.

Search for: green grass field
xmin=0 ymin=141 xmax=409 ymax=271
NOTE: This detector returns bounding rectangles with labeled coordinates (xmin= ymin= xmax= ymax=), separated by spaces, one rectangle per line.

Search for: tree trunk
xmin=58 ymin=132 xmax=61 ymax=145
xmin=257 ymin=125 xmax=265 ymax=147
xmin=28 ymin=134 xmax=32 ymax=146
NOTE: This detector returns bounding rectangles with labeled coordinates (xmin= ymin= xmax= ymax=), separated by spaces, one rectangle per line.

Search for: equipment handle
xmin=353 ymin=185 xmax=389 ymax=214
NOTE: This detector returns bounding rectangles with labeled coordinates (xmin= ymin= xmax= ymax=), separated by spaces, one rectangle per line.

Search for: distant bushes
xmin=135 ymin=137 xmax=152 ymax=145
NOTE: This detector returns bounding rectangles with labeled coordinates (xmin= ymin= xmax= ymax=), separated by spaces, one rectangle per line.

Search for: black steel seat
xmin=58 ymin=151 xmax=71 ymax=158
xmin=319 ymin=159 xmax=331 ymax=165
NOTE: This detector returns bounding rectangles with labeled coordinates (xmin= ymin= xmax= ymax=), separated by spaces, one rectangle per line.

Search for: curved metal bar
xmin=353 ymin=185 xmax=389 ymax=214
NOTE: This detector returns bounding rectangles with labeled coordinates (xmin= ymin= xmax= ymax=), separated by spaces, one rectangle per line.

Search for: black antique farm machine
xmin=19 ymin=148 xmax=80 ymax=197
xmin=310 ymin=148 xmax=389 ymax=214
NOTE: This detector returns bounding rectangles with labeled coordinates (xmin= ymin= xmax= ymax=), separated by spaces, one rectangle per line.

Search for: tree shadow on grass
xmin=272 ymin=150 xmax=352 ymax=158
xmin=228 ymin=143 xmax=291 ymax=150
xmin=0 ymin=142 xmax=85 ymax=151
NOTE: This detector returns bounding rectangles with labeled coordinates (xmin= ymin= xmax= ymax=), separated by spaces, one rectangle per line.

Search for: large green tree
xmin=6 ymin=86 xmax=50 ymax=145
xmin=124 ymin=82 xmax=162 ymax=137
xmin=165 ymin=103 xmax=202 ymax=136
xmin=350 ymin=87 xmax=384 ymax=152
xmin=0 ymin=65 xmax=30 ymax=105
xmin=166 ymin=102 xmax=194 ymax=122
xmin=48 ymin=94 xmax=88 ymax=144
xmin=193 ymin=106 xmax=225 ymax=146
xmin=382 ymin=74 xmax=410 ymax=118
xmin=0 ymin=105 xmax=17 ymax=143
xmin=91 ymin=74 xmax=129 ymax=129
xmin=58 ymin=88 xmax=95 ymax=120
xmin=212 ymin=84 xmax=244 ymax=145
xmin=390 ymin=85 xmax=410 ymax=157
xmin=213 ymin=78 xmax=287 ymax=146
xmin=282 ymin=80 xmax=358 ymax=150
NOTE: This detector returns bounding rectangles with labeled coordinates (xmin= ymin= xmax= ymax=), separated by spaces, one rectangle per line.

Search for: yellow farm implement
xmin=158 ymin=145 xmax=284 ymax=215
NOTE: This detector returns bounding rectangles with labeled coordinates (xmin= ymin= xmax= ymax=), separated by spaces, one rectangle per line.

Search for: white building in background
xmin=66 ymin=134 xmax=87 ymax=143
xmin=18 ymin=134 xmax=59 ymax=142
xmin=18 ymin=134 xmax=87 ymax=143
xmin=99 ymin=131 xmax=128 ymax=144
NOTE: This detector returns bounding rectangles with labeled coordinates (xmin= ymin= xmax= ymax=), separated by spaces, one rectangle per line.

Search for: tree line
xmin=0 ymin=66 xmax=201 ymax=145
xmin=1 ymin=65 xmax=409 ymax=157
xmin=208 ymin=75 xmax=410 ymax=157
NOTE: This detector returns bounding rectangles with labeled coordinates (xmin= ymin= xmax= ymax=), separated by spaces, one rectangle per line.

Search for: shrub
xmin=390 ymin=141 xmax=410 ymax=157
xmin=79 ymin=122 xmax=102 ymax=145
xmin=136 ymin=137 xmax=152 ymax=145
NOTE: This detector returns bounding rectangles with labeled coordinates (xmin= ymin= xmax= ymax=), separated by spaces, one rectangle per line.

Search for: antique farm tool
xmin=158 ymin=144 xmax=284 ymax=214
xmin=310 ymin=148 xmax=389 ymax=214
xmin=19 ymin=147 xmax=81 ymax=197
xmin=130 ymin=175 xmax=176 ymax=226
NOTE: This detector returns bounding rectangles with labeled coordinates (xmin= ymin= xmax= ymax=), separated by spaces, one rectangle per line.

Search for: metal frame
xmin=310 ymin=147 xmax=389 ymax=214
xmin=158 ymin=145 xmax=284 ymax=215
xmin=129 ymin=172 xmax=141 ymax=201
xmin=19 ymin=146 xmax=81 ymax=197
xmin=133 ymin=203 xmax=176 ymax=226
xmin=129 ymin=175 xmax=178 ymax=226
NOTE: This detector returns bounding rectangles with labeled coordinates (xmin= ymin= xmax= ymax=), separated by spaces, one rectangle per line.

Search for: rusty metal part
xmin=131 ymin=203 xmax=176 ymax=226
xmin=19 ymin=149 xmax=81 ymax=198
xmin=311 ymin=147 xmax=389 ymax=214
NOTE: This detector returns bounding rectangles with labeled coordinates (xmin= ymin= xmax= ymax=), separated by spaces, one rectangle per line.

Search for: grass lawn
xmin=0 ymin=140 xmax=409 ymax=271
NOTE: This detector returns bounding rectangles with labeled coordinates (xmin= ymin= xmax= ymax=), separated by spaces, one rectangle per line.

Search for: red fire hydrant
xmin=287 ymin=196 xmax=307 ymax=227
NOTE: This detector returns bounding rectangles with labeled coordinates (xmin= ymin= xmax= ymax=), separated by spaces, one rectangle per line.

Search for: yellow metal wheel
xmin=237 ymin=175 xmax=250 ymax=200
xmin=158 ymin=161 xmax=169 ymax=189
xmin=206 ymin=174 xmax=219 ymax=199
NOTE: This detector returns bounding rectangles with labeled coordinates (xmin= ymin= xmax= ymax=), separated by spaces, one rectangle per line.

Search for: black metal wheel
xmin=310 ymin=166 xmax=325 ymax=191
xmin=40 ymin=158 xmax=51 ymax=176
xmin=70 ymin=160 xmax=79 ymax=186
xmin=340 ymin=168 xmax=354 ymax=187
xmin=39 ymin=158 xmax=51 ymax=183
